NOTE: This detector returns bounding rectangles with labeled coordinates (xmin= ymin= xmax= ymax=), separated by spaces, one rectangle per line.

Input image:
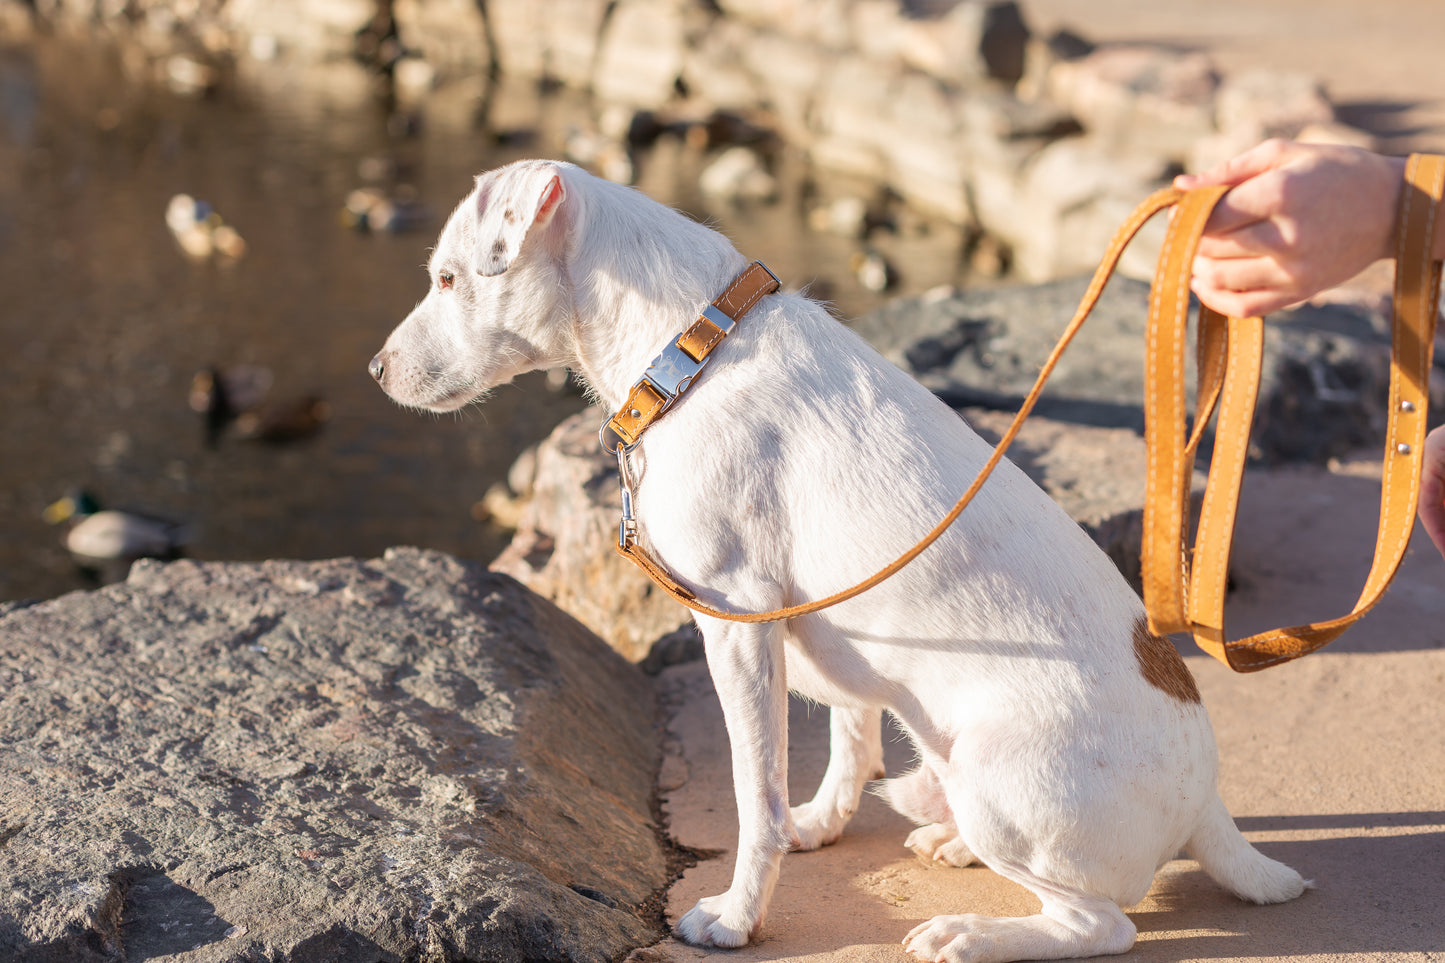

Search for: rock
xmin=850 ymin=0 xmax=915 ymax=63
xmin=222 ymin=0 xmax=375 ymax=59
xmin=542 ymin=0 xmax=614 ymax=88
xmin=0 ymin=549 xmax=667 ymax=962
xmin=1016 ymin=27 xmax=1094 ymax=101
xmin=1008 ymin=136 xmax=1173 ymax=281
xmin=875 ymin=70 xmax=972 ymax=223
xmin=893 ymin=0 xmax=1030 ymax=87
xmin=393 ymin=0 xmax=490 ymax=72
xmin=592 ymin=0 xmax=689 ymax=109
xmin=850 ymin=275 xmax=1406 ymax=464
xmin=808 ymin=58 xmax=899 ymax=180
xmin=678 ymin=19 xmax=764 ymax=113
xmin=481 ymin=0 xmax=549 ymax=77
xmin=739 ymin=32 xmax=829 ymax=145
xmin=1213 ymin=68 xmax=1334 ymax=142
xmin=491 ymin=412 xmax=693 ymax=663
xmin=563 ymin=127 xmax=636 ymax=184
xmin=711 ymin=0 xmax=854 ymax=50
xmin=1045 ymin=44 xmax=1220 ymax=164
xmin=850 ymin=249 xmax=898 ymax=292
xmin=698 ymin=146 xmax=779 ymax=203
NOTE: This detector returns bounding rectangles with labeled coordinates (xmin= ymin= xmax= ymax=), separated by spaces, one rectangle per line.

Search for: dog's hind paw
xmin=675 ymin=894 xmax=758 ymax=948
xmin=905 ymin=823 xmax=977 ymax=867
xmin=789 ymin=798 xmax=849 ymax=850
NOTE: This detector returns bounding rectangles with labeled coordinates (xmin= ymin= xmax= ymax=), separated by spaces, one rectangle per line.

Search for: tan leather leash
xmin=605 ymin=155 xmax=1445 ymax=671
xmin=1146 ymin=153 xmax=1445 ymax=670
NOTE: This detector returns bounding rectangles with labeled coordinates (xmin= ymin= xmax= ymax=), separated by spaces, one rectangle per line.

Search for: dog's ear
xmin=473 ymin=163 xmax=567 ymax=277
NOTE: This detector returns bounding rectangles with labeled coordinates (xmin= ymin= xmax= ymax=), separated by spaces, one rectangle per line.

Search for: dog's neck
xmin=563 ymin=180 xmax=749 ymax=411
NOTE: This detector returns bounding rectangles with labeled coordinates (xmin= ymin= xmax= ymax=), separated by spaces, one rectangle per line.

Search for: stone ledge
xmin=0 ymin=548 xmax=667 ymax=962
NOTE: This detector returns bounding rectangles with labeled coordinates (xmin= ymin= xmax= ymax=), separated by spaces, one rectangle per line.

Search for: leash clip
xmin=616 ymin=447 xmax=638 ymax=551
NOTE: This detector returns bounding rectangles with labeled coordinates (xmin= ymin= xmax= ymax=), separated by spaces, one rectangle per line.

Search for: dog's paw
xmin=789 ymin=798 xmax=848 ymax=851
xmin=674 ymin=893 xmax=757 ymax=948
xmin=905 ymin=823 xmax=977 ymax=867
xmin=904 ymin=914 xmax=999 ymax=963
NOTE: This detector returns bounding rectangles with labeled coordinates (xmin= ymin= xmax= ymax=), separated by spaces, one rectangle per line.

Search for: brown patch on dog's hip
xmin=1132 ymin=616 xmax=1201 ymax=704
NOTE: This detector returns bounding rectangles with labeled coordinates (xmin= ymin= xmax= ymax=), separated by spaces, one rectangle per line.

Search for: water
xmin=0 ymin=29 xmax=973 ymax=604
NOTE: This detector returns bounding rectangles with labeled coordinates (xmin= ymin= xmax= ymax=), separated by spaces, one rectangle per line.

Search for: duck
xmin=341 ymin=187 xmax=428 ymax=234
xmin=849 ymin=249 xmax=898 ymax=293
xmin=189 ymin=363 xmax=274 ymax=446
xmin=234 ymin=395 xmax=332 ymax=444
xmin=43 ymin=490 xmax=190 ymax=573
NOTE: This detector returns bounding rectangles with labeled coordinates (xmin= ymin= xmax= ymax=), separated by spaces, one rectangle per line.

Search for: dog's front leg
xmin=676 ymin=618 xmax=791 ymax=948
xmin=791 ymin=706 xmax=884 ymax=850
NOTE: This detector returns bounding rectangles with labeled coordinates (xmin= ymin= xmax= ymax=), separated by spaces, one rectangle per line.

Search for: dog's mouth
xmin=412 ymin=383 xmax=484 ymax=413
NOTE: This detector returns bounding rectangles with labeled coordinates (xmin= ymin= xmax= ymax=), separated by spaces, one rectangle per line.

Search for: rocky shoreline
xmin=4 ymin=0 xmax=1374 ymax=284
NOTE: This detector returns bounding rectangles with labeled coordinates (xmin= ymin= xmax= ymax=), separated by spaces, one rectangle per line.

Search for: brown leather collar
xmin=600 ymin=261 xmax=779 ymax=453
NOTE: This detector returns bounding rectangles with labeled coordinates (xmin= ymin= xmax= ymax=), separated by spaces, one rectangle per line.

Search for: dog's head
xmin=369 ymin=159 xmax=577 ymax=412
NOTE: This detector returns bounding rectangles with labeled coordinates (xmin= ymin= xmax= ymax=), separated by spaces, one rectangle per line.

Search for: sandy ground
xmin=646 ymin=460 xmax=1445 ymax=962
xmin=639 ymin=6 xmax=1445 ymax=960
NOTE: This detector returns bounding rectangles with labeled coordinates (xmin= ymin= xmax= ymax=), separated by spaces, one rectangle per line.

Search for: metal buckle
xmin=642 ymin=339 xmax=707 ymax=402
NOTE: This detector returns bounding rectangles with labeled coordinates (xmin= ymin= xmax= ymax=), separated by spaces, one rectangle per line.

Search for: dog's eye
xmin=438 ymin=271 xmax=454 ymax=290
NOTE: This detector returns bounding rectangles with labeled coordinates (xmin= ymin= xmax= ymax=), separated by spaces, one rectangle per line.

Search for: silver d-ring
xmin=598 ymin=420 xmax=636 ymax=456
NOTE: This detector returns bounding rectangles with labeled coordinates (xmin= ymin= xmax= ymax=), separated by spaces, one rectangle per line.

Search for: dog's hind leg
xmin=675 ymin=618 xmax=792 ymax=948
xmin=904 ymin=821 xmax=978 ymax=867
xmin=903 ymin=889 xmax=1136 ymax=963
xmin=791 ymin=706 xmax=884 ymax=850
xmin=879 ymin=764 xmax=977 ymax=867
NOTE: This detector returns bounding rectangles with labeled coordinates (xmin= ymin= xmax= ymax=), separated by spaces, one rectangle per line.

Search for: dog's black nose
xmin=368 ymin=354 xmax=385 ymax=382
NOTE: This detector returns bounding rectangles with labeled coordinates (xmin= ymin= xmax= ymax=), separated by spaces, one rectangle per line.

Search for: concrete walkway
xmin=646 ymin=459 xmax=1445 ymax=961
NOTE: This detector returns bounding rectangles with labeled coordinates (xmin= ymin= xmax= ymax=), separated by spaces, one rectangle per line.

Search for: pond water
xmin=0 ymin=29 xmax=974 ymax=604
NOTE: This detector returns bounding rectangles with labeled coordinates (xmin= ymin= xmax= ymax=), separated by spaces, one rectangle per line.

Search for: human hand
xmin=1173 ymin=139 xmax=1405 ymax=317
xmin=1420 ymin=425 xmax=1445 ymax=562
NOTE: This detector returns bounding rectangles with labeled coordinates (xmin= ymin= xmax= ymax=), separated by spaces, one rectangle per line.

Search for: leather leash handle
xmin=1184 ymin=153 xmax=1445 ymax=670
xmin=1147 ymin=153 xmax=1445 ymax=670
xmin=620 ymin=187 xmax=1187 ymax=622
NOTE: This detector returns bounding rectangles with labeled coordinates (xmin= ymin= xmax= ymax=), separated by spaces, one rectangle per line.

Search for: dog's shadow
xmin=1129 ymin=811 xmax=1445 ymax=959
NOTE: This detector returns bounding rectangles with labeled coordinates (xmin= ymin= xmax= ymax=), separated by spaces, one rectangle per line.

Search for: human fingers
xmin=1419 ymin=427 xmax=1445 ymax=563
xmin=1189 ymin=264 xmax=1300 ymax=317
xmin=1174 ymin=138 xmax=1299 ymax=191
xmin=1191 ymin=252 xmax=1293 ymax=298
xmin=1194 ymin=217 xmax=1289 ymax=260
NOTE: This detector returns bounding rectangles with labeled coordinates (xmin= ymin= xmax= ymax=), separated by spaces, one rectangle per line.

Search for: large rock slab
xmin=0 ymin=548 xmax=667 ymax=962
xmin=492 ymin=412 xmax=693 ymax=664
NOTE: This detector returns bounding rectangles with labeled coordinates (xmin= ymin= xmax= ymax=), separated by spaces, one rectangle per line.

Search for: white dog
xmin=370 ymin=159 xmax=1306 ymax=962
